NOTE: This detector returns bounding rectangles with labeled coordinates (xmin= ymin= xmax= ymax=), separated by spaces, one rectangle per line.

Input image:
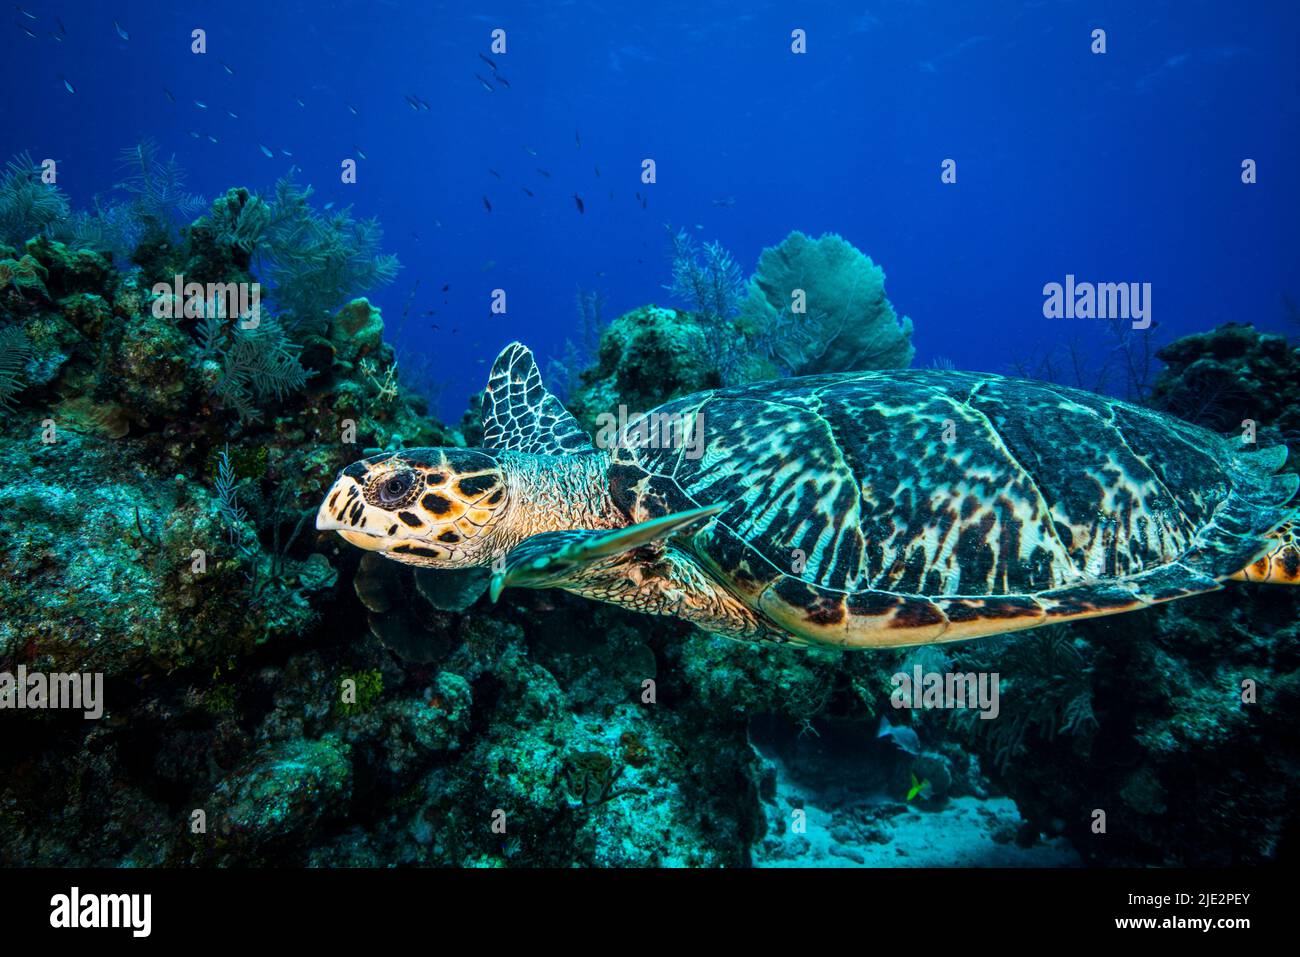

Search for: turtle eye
xmin=377 ymin=470 xmax=415 ymax=506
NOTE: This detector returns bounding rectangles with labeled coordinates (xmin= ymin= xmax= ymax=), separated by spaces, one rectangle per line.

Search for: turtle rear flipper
xmin=1230 ymin=519 xmax=1300 ymax=584
xmin=489 ymin=503 xmax=724 ymax=599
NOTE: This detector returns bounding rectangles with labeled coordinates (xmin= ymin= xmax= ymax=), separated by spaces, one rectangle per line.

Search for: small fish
xmin=482 ymin=195 xmax=492 ymax=212
xmin=523 ymin=145 xmax=537 ymax=156
xmin=573 ymin=193 xmax=585 ymax=214
xmin=18 ymin=24 xmax=35 ymax=38
xmin=536 ymin=167 xmax=551 ymax=178
xmin=478 ymin=52 xmax=497 ymax=70
xmin=641 ymin=195 xmax=647 ymax=209
xmin=417 ymin=97 xmax=431 ymax=111
xmin=906 ymin=773 xmax=931 ymax=802
xmin=594 ymin=164 xmax=601 ymax=177
xmin=259 ymin=143 xmax=274 ymax=158
xmin=429 ymin=323 xmax=440 ymax=331
xmin=877 ymin=715 xmax=922 ymax=756
xmin=280 ymin=149 xmax=293 ymax=157
xmin=521 ymin=187 xmax=534 ymax=197
xmin=226 ymin=109 xmax=238 ymax=119
xmin=711 ymin=197 xmax=736 ymax=208
xmin=347 ymin=103 xmax=358 ymax=115
xmin=207 ymin=135 xmax=219 ymax=144
xmin=15 ymin=5 xmax=36 ymax=20
xmin=493 ymin=73 xmax=510 ymax=89
xmin=60 ymin=76 xmax=75 ymax=94
xmin=189 ymin=130 xmax=202 ymax=139
xmin=194 ymin=100 xmax=207 ymax=109
xmin=488 ymin=168 xmax=501 ymax=179
xmin=323 ymin=202 xmax=334 ymax=210
xmin=51 ymin=29 xmax=61 ymax=41
xmin=354 ymin=145 xmax=367 ymax=160
xmin=220 ymin=60 xmax=234 ymax=75
xmin=56 ymin=15 xmax=66 ymax=35
xmin=441 ymin=283 xmax=450 ymax=292
xmin=113 ymin=19 xmax=128 ymax=40
xmin=404 ymin=94 xmax=420 ymax=111
xmin=295 ymin=96 xmax=306 ymax=107
xmin=473 ymin=73 xmax=494 ymax=92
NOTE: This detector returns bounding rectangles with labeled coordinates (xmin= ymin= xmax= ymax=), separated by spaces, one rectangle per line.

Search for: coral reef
xmin=564 ymin=305 xmax=721 ymax=430
xmin=1 ymin=163 xmax=1296 ymax=870
xmin=1149 ymin=321 xmax=1300 ymax=442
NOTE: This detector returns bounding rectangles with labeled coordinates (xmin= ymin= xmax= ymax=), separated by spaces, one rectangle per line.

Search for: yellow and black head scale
xmin=316 ymin=448 xmax=511 ymax=567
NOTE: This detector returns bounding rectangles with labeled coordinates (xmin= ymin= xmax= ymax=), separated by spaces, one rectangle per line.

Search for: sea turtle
xmin=316 ymin=342 xmax=1300 ymax=649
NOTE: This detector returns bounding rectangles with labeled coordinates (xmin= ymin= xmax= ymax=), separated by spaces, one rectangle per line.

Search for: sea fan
xmin=740 ymin=231 xmax=915 ymax=376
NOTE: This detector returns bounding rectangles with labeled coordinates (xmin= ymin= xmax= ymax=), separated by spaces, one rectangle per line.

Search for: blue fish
xmin=877 ymin=715 xmax=922 ymax=756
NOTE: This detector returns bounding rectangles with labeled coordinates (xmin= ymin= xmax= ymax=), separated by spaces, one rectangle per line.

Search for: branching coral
xmin=209 ymin=188 xmax=273 ymax=254
xmin=546 ymin=286 xmax=608 ymax=400
xmin=0 ymin=152 xmax=70 ymax=246
xmin=667 ymin=227 xmax=745 ymax=324
xmin=0 ymin=325 xmax=32 ymax=410
xmin=47 ymin=197 xmax=144 ymax=262
xmin=739 ymin=230 xmax=915 ymax=376
xmin=114 ymin=139 xmax=206 ymax=228
xmin=359 ymin=356 xmax=399 ymax=405
xmin=949 ymin=627 xmax=1097 ymax=772
xmin=199 ymin=313 xmax=311 ymax=423
xmin=257 ymin=173 xmax=400 ymax=334
xmin=213 ymin=445 xmax=254 ymax=551
xmin=665 ymin=228 xmax=750 ymax=384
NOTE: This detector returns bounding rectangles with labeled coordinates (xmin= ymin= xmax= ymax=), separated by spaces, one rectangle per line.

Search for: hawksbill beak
xmin=315 ymin=475 xmax=397 ymax=552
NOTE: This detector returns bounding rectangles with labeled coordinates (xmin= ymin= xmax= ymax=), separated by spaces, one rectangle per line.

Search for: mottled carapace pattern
xmin=611 ymin=369 xmax=1298 ymax=646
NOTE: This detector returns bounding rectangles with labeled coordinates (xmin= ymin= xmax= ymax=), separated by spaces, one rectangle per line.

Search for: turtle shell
xmin=606 ymin=370 xmax=1298 ymax=648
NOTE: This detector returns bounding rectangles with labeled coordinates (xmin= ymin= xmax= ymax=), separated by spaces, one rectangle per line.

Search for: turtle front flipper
xmin=489 ymin=504 xmax=797 ymax=644
xmin=489 ymin=503 xmax=725 ymax=599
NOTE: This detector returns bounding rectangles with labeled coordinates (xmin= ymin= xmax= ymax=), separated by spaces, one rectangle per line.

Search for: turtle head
xmin=316 ymin=448 xmax=511 ymax=568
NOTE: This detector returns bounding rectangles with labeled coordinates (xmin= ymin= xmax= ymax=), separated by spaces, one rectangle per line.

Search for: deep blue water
xmin=5 ymin=0 xmax=1298 ymax=420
